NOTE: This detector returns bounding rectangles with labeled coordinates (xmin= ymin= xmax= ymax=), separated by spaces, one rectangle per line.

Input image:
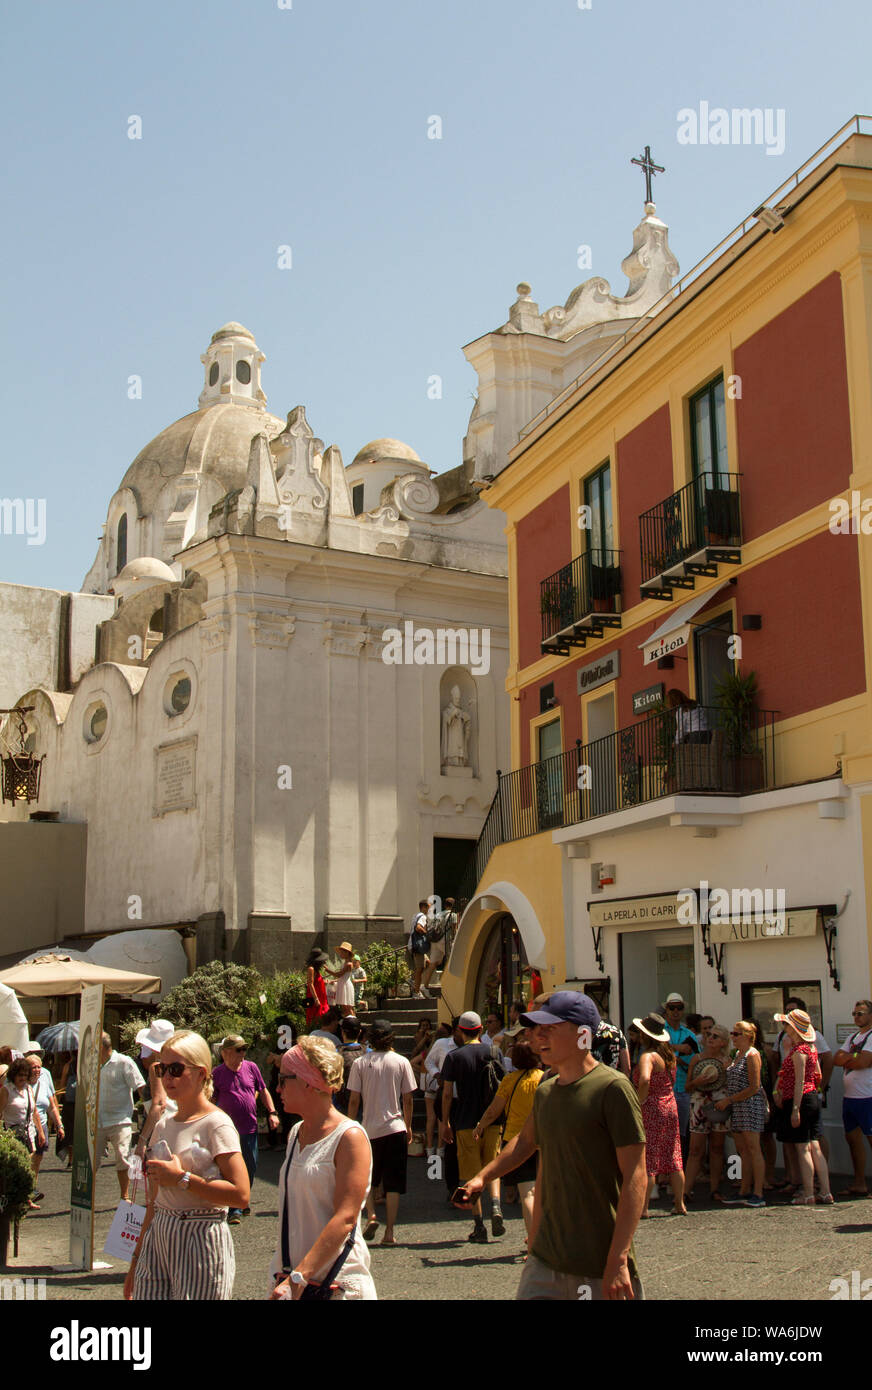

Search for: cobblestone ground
xmin=7 ymin=1146 xmax=872 ymax=1302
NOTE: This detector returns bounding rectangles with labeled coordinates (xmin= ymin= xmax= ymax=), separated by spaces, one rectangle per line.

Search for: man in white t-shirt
xmin=347 ymin=1019 xmax=417 ymax=1246
xmin=97 ymin=1033 xmax=147 ymax=1200
xmin=833 ymin=999 xmax=872 ymax=1195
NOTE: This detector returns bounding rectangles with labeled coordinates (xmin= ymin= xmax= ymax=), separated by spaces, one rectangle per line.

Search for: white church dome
xmin=115 ymin=557 xmax=176 ymax=585
xmin=351 ymin=438 xmax=423 ymax=468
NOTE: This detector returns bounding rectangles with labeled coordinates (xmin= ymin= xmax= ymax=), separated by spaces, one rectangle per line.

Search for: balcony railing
xmin=540 ymin=548 xmax=622 ymax=654
xmin=639 ymin=472 xmax=742 ymax=598
xmin=454 ymin=704 xmax=777 ymax=908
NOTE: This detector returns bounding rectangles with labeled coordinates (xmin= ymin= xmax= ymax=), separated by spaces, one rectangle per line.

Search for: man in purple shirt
xmin=212 ymin=1033 xmax=279 ymax=1223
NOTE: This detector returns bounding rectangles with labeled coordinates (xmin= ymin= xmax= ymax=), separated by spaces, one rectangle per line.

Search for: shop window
xmin=741 ymin=981 xmax=823 ymax=1047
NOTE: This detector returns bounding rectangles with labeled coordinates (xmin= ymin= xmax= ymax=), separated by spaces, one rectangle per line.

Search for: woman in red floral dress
xmin=633 ymin=1013 xmax=686 ymax=1216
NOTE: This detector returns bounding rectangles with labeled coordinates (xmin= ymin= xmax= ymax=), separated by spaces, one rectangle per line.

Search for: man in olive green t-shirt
xmin=459 ymin=991 xmax=647 ymax=1300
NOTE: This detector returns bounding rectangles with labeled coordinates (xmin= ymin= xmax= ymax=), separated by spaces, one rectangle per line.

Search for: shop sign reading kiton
xmin=643 ymin=624 xmax=691 ymax=665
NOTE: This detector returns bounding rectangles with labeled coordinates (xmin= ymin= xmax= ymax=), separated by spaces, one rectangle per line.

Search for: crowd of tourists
xmin=2 ymin=954 xmax=871 ymax=1301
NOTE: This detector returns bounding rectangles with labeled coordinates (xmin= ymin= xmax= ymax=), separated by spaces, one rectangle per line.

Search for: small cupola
xmin=198 ymin=322 xmax=267 ymax=410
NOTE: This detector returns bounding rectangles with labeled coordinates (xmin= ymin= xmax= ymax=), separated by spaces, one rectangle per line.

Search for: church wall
xmin=734 ymin=273 xmax=853 ymax=542
xmin=0 ymin=584 xmax=113 ymax=710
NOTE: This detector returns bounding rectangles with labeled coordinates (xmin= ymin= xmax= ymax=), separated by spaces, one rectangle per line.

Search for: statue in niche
xmin=441 ymin=684 xmax=471 ymax=769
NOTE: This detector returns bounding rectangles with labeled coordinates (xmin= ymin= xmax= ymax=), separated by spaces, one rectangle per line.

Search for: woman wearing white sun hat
xmin=134 ymin=1019 xmax=177 ymax=1157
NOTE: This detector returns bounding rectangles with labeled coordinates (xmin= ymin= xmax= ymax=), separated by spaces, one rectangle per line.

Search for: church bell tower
xmin=198 ymin=322 xmax=267 ymax=410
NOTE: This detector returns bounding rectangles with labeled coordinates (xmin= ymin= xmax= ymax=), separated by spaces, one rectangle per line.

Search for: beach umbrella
xmin=36 ymin=1020 xmax=81 ymax=1052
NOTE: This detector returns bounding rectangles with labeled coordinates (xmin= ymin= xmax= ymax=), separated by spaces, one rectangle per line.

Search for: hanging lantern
xmin=0 ymin=706 xmax=44 ymax=805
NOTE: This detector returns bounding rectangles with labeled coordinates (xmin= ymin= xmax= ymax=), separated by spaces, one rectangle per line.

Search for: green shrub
xmin=0 ymin=1128 xmax=35 ymax=1223
xmin=358 ymin=940 xmax=409 ymax=1002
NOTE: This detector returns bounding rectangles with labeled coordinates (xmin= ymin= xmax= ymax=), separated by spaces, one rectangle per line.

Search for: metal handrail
xmin=540 ymin=548 xmax=622 ymax=643
xmin=518 ymin=115 xmax=872 ymax=441
xmin=452 ymin=706 xmax=778 ymax=900
xmin=639 ymin=472 xmax=742 ymax=582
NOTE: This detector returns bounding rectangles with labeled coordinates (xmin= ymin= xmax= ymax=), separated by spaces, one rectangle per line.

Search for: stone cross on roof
xmin=631 ymin=146 xmax=665 ymax=204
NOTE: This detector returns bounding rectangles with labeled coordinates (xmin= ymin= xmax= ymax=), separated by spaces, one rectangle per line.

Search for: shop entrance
xmin=474 ymin=915 xmax=536 ymax=1023
xmin=619 ymin=927 xmax=696 ymax=1029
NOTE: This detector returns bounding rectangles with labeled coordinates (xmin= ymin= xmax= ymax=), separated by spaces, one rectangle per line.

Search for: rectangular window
xmin=690 ymin=378 xmax=728 ymax=487
xmin=583 ymin=461 xmax=613 ymax=563
xmin=352 ymin=483 xmax=365 ymax=516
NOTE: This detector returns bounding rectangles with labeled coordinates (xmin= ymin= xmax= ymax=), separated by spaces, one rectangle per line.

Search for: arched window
xmin=116 ymin=514 xmax=128 ymax=573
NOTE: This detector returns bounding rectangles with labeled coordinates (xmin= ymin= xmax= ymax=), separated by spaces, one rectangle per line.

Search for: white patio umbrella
xmin=0 ymin=980 xmax=29 ymax=1049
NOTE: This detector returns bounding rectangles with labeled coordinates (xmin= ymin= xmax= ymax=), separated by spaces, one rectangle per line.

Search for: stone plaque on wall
xmin=153 ymin=737 xmax=197 ymax=817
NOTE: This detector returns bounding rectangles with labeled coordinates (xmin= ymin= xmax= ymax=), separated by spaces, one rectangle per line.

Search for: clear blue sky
xmin=1 ymin=0 xmax=869 ymax=590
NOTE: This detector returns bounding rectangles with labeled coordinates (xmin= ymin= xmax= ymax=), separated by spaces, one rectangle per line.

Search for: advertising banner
xmin=69 ymin=984 xmax=105 ymax=1271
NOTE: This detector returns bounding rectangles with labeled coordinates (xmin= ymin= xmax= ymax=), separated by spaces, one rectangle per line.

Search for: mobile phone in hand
xmin=451 ymin=1187 xmax=473 ymax=1208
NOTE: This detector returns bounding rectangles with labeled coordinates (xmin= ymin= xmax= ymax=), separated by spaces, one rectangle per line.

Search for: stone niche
xmin=439 ymin=668 xmax=478 ymax=779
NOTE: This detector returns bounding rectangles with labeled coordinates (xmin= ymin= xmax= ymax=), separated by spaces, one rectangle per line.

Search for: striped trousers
xmin=132 ymin=1207 xmax=235 ymax=1301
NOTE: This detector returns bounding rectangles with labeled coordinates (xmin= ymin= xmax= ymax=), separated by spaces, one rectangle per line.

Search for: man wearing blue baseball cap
xmin=457 ymin=990 xmax=647 ymax=1300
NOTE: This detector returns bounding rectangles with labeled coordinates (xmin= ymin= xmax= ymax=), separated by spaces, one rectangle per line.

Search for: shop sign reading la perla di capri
xmin=588 ymin=896 xmax=820 ymax=941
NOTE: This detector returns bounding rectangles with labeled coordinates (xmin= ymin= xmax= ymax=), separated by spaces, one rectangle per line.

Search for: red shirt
xmin=776 ymin=1043 xmax=820 ymax=1099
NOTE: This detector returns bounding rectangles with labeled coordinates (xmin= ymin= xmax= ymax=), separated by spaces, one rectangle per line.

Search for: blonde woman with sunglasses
xmin=123 ymin=1030 xmax=250 ymax=1301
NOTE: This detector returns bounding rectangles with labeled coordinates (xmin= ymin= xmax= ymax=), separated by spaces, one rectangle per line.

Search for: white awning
xmin=640 ymin=583 xmax=730 ymax=665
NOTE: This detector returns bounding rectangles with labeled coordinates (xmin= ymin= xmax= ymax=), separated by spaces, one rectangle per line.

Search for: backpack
xmin=427 ymin=912 xmax=446 ymax=943
xmin=478 ymin=1050 xmax=506 ymax=1114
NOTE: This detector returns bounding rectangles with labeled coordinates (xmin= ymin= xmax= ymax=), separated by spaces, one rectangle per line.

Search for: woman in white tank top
xmin=270 ymin=1036 xmax=376 ymax=1301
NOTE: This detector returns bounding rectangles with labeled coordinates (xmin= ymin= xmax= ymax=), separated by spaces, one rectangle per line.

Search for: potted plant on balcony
xmin=714 ymin=669 xmax=764 ymax=792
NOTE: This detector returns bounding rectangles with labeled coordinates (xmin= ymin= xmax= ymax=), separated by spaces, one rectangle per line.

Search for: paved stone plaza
xmin=7 ymin=1145 xmax=871 ymax=1303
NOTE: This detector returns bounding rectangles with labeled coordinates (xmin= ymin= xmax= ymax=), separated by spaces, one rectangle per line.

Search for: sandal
xmin=815 ymin=1194 xmax=834 ymax=1204
xmin=791 ymin=1195 xmax=816 ymax=1206
xmin=362 ymin=1219 xmax=380 ymax=1241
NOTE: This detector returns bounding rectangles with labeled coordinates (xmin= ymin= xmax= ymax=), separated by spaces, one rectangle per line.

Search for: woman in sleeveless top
xmin=270 ymin=1036 xmax=376 ymax=1301
xmin=632 ymin=1014 xmax=686 ymax=1216
xmin=716 ymin=1020 xmax=767 ymax=1206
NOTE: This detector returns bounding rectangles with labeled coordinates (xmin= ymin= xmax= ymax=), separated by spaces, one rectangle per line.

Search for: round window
xmin=209 ymin=362 xmax=219 ymax=385
xmin=170 ymin=677 xmax=191 ymax=715
xmin=89 ymin=705 xmax=108 ymax=741
xmin=236 ymin=360 xmax=251 ymax=384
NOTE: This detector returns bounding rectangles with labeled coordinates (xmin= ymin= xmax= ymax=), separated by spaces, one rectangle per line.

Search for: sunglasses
xmin=852 ymin=1009 xmax=870 ymax=1015
xmin=666 ymin=1004 xmax=684 ymax=1010
xmin=154 ymin=1061 xmax=190 ymax=1079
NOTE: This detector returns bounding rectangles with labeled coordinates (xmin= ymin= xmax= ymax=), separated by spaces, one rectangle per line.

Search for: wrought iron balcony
xmin=454 ymin=704 xmax=777 ymax=908
xmin=639 ymin=472 xmax=742 ymax=601
xmin=540 ymin=548 xmax=622 ymax=655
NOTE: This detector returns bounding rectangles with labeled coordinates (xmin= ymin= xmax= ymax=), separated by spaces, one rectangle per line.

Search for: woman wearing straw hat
xmin=632 ymin=1014 xmax=686 ymax=1217
xmin=772 ymin=1008 xmax=832 ymax=1206
xmin=325 ymin=943 xmax=357 ymax=1018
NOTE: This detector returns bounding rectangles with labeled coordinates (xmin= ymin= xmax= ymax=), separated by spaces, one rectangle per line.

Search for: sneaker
xmin=468 ymin=1225 xmax=489 ymax=1244
xmin=491 ymin=1214 xmax=505 ymax=1237
xmin=228 ymin=1214 xmax=241 ymax=1225
xmin=242 ymin=1207 xmax=251 ymax=1216
xmin=744 ymin=1195 xmax=766 ymax=1207
xmin=420 ymin=986 xmax=432 ymax=999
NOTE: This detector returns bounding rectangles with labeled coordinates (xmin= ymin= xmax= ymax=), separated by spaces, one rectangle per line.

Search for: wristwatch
xmin=177 ymin=1170 xmax=192 ymax=1189
xmin=290 ymin=1270 xmax=307 ymax=1287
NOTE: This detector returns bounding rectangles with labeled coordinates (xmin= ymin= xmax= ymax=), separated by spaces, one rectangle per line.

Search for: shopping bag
xmin=103 ymin=1180 xmax=146 ymax=1261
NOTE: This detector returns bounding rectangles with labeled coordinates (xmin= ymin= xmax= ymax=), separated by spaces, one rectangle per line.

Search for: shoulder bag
xmin=280 ymin=1128 xmax=358 ymax=1301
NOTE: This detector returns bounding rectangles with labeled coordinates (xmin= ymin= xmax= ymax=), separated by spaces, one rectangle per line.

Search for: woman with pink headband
xmin=269 ymin=1036 xmax=376 ymax=1301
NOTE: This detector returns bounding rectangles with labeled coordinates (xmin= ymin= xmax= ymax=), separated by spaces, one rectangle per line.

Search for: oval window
xmin=89 ymin=705 xmax=108 ymax=741
xmin=236 ymin=360 xmax=251 ymax=384
xmin=209 ymin=362 xmax=219 ymax=385
xmin=170 ymin=677 xmax=191 ymax=714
